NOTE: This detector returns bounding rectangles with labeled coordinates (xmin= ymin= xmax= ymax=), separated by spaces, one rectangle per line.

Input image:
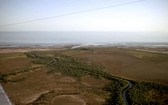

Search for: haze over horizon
xmin=0 ymin=0 xmax=168 ymax=32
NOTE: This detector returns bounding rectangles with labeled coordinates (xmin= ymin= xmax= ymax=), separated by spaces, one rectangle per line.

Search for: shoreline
xmin=1 ymin=44 xmax=168 ymax=54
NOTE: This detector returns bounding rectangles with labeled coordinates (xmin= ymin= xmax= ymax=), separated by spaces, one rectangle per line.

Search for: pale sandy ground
xmin=136 ymin=49 xmax=168 ymax=54
xmin=120 ymin=46 xmax=168 ymax=54
xmin=52 ymin=95 xmax=86 ymax=105
xmin=23 ymin=91 xmax=49 ymax=104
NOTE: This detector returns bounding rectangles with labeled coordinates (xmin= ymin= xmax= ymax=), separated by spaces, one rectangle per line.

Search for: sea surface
xmin=0 ymin=31 xmax=168 ymax=48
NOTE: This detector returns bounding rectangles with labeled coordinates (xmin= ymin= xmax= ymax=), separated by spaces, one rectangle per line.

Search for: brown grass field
xmin=71 ymin=48 xmax=168 ymax=84
xmin=0 ymin=46 xmax=168 ymax=105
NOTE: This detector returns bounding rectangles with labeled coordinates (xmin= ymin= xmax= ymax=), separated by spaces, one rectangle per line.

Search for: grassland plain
xmin=0 ymin=46 xmax=168 ymax=105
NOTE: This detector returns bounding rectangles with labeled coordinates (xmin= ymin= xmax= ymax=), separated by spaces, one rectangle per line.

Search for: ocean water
xmin=0 ymin=31 xmax=168 ymax=47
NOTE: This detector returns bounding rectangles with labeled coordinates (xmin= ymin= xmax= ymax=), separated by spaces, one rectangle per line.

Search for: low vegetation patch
xmin=127 ymin=80 xmax=168 ymax=105
xmin=103 ymin=79 xmax=128 ymax=105
xmin=0 ymin=67 xmax=42 ymax=83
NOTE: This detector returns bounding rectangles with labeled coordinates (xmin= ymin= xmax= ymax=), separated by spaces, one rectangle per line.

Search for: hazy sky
xmin=0 ymin=0 xmax=168 ymax=31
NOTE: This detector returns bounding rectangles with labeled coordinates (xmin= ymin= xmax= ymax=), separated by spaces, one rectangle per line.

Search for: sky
xmin=0 ymin=0 xmax=168 ymax=32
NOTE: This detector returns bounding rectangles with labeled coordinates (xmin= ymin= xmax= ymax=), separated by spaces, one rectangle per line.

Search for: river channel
xmin=122 ymin=81 xmax=132 ymax=105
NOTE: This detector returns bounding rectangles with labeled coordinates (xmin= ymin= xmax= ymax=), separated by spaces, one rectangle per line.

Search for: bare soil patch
xmin=81 ymin=93 xmax=106 ymax=105
xmin=57 ymin=76 xmax=76 ymax=83
xmin=23 ymin=91 xmax=49 ymax=104
xmin=52 ymin=95 xmax=86 ymax=105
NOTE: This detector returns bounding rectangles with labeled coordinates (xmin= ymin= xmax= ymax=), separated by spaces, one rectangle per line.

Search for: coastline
xmin=1 ymin=43 xmax=168 ymax=54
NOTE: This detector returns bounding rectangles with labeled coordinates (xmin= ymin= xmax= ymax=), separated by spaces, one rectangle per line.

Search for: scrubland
xmin=0 ymin=46 xmax=168 ymax=105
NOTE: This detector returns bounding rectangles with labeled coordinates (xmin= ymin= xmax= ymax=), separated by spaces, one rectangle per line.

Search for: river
xmin=122 ymin=81 xmax=132 ymax=105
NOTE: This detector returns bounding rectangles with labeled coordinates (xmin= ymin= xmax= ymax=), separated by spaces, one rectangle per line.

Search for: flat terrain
xmin=72 ymin=48 xmax=168 ymax=84
xmin=0 ymin=46 xmax=67 ymax=53
xmin=52 ymin=95 xmax=86 ymax=105
xmin=0 ymin=46 xmax=168 ymax=105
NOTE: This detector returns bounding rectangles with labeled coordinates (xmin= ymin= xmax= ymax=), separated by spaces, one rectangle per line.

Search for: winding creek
xmin=122 ymin=81 xmax=132 ymax=105
xmin=31 ymin=52 xmax=133 ymax=105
